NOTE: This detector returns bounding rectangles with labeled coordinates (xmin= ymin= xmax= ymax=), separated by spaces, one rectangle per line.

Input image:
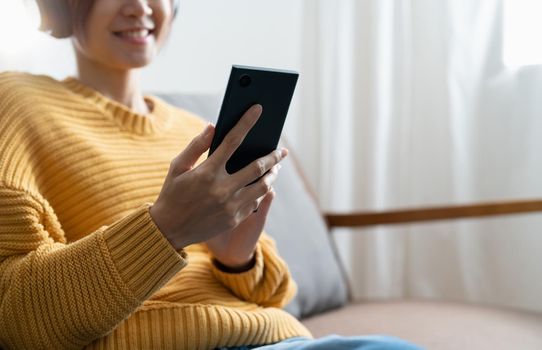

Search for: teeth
xmin=118 ymin=29 xmax=150 ymax=38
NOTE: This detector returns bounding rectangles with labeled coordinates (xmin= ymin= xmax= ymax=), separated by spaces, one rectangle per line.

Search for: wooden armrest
xmin=324 ymin=199 xmax=542 ymax=228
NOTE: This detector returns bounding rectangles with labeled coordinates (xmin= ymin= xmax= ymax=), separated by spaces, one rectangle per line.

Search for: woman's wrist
xmin=149 ymin=202 xmax=188 ymax=250
xmin=212 ymin=252 xmax=256 ymax=273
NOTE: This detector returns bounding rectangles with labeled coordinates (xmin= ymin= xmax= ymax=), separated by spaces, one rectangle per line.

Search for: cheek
xmin=80 ymin=2 xmax=122 ymax=53
xmin=154 ymin=2 xmax=174 ymax=44
xmin=76 ymin=16 xmax=112 ymax=56
xmin=84 ymin=31 xmax=115 ymax=61
xmin=155 ymin=21 xmax=172 ymax=47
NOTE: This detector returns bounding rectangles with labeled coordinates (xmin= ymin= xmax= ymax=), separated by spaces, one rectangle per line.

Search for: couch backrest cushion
xmin=156 ymin=93 xmax=348 ymax=318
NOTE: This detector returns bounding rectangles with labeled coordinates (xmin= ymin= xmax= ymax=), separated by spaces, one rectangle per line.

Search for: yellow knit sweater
xmin=0 ymin=72 xmax=312 ymax=350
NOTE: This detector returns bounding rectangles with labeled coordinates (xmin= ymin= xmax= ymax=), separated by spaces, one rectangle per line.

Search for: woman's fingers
xmin=231 ymin=148 xmax=287 ymax=188
xmin=238 ymin=188 xmax=276 ymax=220
xmin=255 ymin=188 xmax=275 ymax=215
xmin=208 ymin=104 xmax=263 ymax=170
xmin=234 ymin=164 xmax=280 ymax=209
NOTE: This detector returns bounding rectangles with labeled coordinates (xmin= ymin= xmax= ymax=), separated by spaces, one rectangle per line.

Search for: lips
xmin=112 ymin=28 xmax=155 ymax=44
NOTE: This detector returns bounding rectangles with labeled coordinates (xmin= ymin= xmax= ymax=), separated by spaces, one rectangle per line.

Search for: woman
xmin=0 ymin=0 xmax=422 ymax=349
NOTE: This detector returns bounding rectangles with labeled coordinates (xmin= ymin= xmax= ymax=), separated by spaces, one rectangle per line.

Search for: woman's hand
xmin=205 ymin=163 xmax=281 ymax=270
xmin=149 ymin=104 xmax=288 ymax=251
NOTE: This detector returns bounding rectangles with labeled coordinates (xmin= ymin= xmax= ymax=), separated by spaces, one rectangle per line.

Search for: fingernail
xmin=280 ymin=148 xmax=288 ymax=157
xmin=251 ymin=104 xmax=263 ymax=119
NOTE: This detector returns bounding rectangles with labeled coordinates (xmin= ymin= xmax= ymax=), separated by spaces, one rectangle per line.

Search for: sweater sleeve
xmin=0 ymin=186 xmax=187 ymax=350
xmin=209 ymin=232 xmax=297 ymax=308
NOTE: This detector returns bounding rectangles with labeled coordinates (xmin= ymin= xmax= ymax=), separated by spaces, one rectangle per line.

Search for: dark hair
xmin=36 ymin=0 xmax=180 ymax=39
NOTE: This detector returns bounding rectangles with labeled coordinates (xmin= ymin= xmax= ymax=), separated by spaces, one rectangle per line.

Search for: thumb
xmin=174 ymin=123 xmax=215 ymax=174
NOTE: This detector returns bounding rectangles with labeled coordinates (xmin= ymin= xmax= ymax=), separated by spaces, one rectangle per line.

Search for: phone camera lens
xmin=239 ymin=74 xmax=252 ymax=87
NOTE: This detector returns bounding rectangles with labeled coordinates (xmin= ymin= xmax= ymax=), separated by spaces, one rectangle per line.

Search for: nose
xmin=121 ymin=0 xmax=153 ymax=18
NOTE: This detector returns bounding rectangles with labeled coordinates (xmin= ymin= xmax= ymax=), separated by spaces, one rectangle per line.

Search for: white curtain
xmin=289 ymin=0 xmax=542 ymax=312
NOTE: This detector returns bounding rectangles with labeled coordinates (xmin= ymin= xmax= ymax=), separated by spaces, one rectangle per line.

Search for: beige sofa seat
xmin=302 ymin=300 xmax=542 ymax=349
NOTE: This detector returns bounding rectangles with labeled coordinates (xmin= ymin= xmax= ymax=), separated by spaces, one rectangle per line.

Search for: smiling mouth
xmin=113 ymin=29 xmax=155 ymax=40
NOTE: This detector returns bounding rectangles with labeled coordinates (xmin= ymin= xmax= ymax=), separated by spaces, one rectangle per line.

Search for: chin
xmin=122 ymin=60 xmax=152 ymax=69
xmin=113 ymin=54 xmax=155 ymax=69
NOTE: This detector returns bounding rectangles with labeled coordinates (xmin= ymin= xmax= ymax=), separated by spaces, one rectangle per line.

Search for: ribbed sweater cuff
xmin=210 ymin=242 xmax=264 ymax=293
xmin=103 ymin=202 xmax=188 ymax=301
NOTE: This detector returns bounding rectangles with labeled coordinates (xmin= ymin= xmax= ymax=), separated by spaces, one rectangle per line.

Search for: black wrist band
xmin=212 ymin=254 xmax=257 ymax=273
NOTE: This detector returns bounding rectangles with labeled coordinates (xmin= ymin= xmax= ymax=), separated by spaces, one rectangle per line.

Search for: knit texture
xmin=0 ymin=72 xmax=311 ymax=350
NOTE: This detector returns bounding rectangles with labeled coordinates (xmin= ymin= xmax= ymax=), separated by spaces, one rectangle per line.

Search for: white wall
xmin=144 ymin=0 xmax=304 ymax=94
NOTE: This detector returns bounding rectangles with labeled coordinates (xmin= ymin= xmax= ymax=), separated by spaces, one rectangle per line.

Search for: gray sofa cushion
xmin=156 ymin=93 xmax=348 ymax=318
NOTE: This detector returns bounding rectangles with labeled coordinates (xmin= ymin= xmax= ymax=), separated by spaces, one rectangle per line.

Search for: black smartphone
xmin=208 ymin=65 xmax=299 ymax=180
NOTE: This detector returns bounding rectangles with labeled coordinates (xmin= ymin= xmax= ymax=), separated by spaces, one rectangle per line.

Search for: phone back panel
xmin=208 ymin=65 xmax=299 ymax=175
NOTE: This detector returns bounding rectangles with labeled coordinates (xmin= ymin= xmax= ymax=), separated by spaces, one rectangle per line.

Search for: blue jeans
xmin=216 ymin=334 xmax=424 ymax=350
